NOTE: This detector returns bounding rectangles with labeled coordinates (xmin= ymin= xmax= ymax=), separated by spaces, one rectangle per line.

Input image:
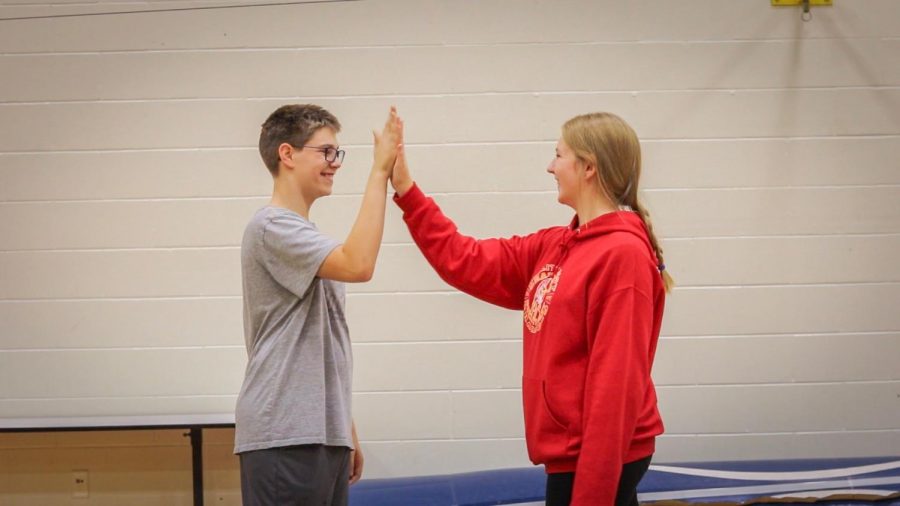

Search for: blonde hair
xmin=562 ymin=112 xmax=674 ymax=292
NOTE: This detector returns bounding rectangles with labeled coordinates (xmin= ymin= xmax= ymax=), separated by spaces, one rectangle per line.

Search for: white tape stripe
xmin=648 ymin=460 xmax=900 ymax=482
xmin=636 ymin=476 xmax=900 ymax=501
xmin=771 ymin=489 xmax=899 ymax=499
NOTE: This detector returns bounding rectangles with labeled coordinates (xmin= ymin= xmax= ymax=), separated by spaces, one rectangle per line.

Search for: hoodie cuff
xmin=392 ymin=182 xmax=425 ymax=211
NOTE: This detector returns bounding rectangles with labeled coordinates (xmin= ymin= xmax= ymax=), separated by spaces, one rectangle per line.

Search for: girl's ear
xmin=278 ymin=143 xmax=295 ymax=170
xmin=582 ymin=161 xmax=597 ymax=181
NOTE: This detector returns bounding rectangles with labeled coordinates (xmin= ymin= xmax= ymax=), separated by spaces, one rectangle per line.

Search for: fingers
xmin=384 ymin=105 xmax=401 ymax=138
xmin=349 ymin=451 xmax=356 ymax=482
xmin=392 ymin=144 xmax=406 ymax=178
xmin=382 ymin=106 xmax=397 ymax=133
xmin=348 ymin=451 xmax=363 ymax=484
xmin=372 ymin=106 xmax=402 ymax=172
xmin=396 ymin=141 xmax=410 ymax=173
xmin=385 ymin=105 xmax=397 ymax=127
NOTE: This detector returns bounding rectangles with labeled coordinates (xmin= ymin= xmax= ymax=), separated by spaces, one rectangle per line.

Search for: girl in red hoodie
xmin=390 ymin=112 xmax=673 ymax=506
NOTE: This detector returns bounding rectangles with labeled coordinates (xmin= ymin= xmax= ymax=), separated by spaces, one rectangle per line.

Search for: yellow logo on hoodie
xmin=524 ymin=264 xmax=562 ymax=333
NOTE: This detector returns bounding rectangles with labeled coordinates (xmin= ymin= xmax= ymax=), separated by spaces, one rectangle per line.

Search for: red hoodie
xmin=394 ymin=184 xmax=665 ymax=506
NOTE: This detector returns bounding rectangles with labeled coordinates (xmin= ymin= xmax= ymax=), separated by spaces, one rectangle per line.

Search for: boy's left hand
xmin=372 ymin=106 xmax=402 ymax=174
xmin=349 ymin=441 xmax=364 ymax=484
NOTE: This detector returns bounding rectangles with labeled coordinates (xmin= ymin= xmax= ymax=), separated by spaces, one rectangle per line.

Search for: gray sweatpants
xmin=239 ymin=444 xmax=351 ymax=506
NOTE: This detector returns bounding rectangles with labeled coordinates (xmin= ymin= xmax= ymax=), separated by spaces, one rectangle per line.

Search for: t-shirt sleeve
xmin=260 ymin=215 xmax=340 ymax=298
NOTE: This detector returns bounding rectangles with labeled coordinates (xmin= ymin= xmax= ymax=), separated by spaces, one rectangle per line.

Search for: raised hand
xmin=372 ymin=106 xmax=402 ymax=175
xmin=391 ymin=133 xmax=414 ymax=197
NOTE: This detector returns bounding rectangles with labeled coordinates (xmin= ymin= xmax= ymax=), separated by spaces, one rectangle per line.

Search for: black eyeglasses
xmin=296 ymin=145 xmax=345 ymax=164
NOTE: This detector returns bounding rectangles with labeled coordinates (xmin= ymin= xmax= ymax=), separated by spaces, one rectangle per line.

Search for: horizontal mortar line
xmin=3 ymin=332 xmax=897 ymax=352
xmin=1 ymin=134 xmax=899 ymax=155
xmin=0 ymin=390 xmax=515 ymax=401
xmin=317 ymin=381 xmax=900 ymax=392
xmin=642 ymin=184 xmax=900 ymax=191
xmin=325 ymin=429 xmax=900 ymax=443
xmin=0 ymin=246 xmax=243 ymax=253
xmin=4 ymin=233 xmax=900 ymax=253
xmin=0 ymin=344 xmax=516 ymax=354
xmin=0 ymin=0 xmax=361 ymax=21
xmin=0 ymin=295 xmax=243 ymax=302
xmin=2 ymin=334 xmax=897 ymax=348
xmin=644 ymin=134 xmax=900 ymax=142
xmin=0 ymin=146 xmax=259 ymax=154
xmin=662 ymin=232 xmax=900 ymax=240
xmin=3 ymin=189 xmax=900 ymax=202
xmin=4 ymin=184 xmax=899 ymax=204
xmin=356 ymin=339 xmax=523 ymax=346
xmin=348 ymin=391 xmax=524 ymax=397
xmin=0 ymin=292 xmax=473 ymax=302
xmin=3 ymin=281 xmax=900 ymax=303
xmin=0 ymin=442 xmax=233 ymax=449
xmin=6 ymin=380 xmax=900 ymax=403
xmin=0 ymin=340 xmax=521 ymax=353
xmin=660 ymin=428 xmax=900 ymax=437
xmin=3 ymin=333 xmax=898 ymax=348
xmin=660 ymin=330 xmax=900 ymax=340
xmin=659 ymin=233 xmax=900 ymax=241
xmin=3 ymin=281 xmax=899 ymax=302
xmin=3 ymin=229 xmax=900 ymax=245
xmin=355 ymin=339 xmax=520 ymax=347
xmin=671 ymin=281 xmax=900 ymax=290
xmin=1 ymin=195 xmax=269 ymax=204
xmin=1 ymin=345 xmax=244 ymax=353
xmin=2 ymin=134 xmax=900 ymax=155
xmin=1 ymin=36 xmax=895 ymax=56
xmin=359 ymin=388 xmax=520 ymax=395
xmin=1 ymin=85 xmax=899 ymax=106
xmin=0 ymin=394 xmax=238 ymax=402
xmin=656 ymin=379 xmax=900 ymax=389
xmin=333 ymin=437 xmax=527 ymax=444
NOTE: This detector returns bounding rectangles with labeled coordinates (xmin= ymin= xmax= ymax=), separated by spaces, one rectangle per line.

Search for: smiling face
xmin=546 ymin=137 xmax=586 ymax=209
xmin=288 ymin=126 xmax=342 ymax=202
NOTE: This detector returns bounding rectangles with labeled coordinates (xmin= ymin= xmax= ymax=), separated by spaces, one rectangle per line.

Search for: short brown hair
xmin=258 ymin=104 xmax=341 ymax=175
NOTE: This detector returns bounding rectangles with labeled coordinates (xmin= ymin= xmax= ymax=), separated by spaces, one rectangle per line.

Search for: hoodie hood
xmin=566 ymin=210 xmax=658 ymax=265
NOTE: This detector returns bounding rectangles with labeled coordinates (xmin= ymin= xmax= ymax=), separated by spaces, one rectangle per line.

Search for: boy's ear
xmin=278 ymin=143 xmax=295 ymax=170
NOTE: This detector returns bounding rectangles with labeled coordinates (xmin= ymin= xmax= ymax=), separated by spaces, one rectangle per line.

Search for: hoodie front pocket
xmin=522 ymin=377 xmax=571 ymax=464
xmin=541 ymin=381 xmax=568 ymax=431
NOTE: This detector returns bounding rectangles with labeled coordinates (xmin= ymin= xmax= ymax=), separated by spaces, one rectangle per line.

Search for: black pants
xmin=239 ymin=444 xmax=351 ymax=506
xmin=545 ymin=455 xmax=652 ymax=506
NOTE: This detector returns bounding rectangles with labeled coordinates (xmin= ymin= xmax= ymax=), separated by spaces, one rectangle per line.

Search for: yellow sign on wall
xmin=771 ymin=0 xmax=832 ymax=5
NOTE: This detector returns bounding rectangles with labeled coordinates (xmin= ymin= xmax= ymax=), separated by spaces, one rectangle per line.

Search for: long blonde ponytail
xmin=562 ymin=112 xmax=674 ymax=292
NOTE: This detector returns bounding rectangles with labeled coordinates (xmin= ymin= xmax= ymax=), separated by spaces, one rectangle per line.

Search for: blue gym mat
xmin=349 ymin=457 xmax=900 ymax=506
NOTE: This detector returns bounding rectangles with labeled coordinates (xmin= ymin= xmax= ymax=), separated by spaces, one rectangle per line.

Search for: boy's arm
xmin=318 ymin=107 xmax=401 ymax=282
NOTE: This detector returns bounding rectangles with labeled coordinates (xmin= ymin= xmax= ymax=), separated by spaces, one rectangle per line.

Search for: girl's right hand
xmin=391 ymin=136 xmax=414 ymax=196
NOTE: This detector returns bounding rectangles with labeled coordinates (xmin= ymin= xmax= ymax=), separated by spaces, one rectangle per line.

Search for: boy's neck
xmin=270 ymin=180 xmax=312 ymax=219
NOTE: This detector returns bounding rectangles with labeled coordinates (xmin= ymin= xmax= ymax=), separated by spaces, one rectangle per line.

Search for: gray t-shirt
xmin=234 ymin=206 xmax=352 ymax=454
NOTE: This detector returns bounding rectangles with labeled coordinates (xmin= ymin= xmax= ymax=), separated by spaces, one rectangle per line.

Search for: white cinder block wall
xmin=1 ymin=0 xmax=899 ymax=502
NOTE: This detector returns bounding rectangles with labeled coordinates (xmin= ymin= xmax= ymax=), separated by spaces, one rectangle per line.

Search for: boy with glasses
xmin=235 ymin=104 xmax=401 ymax=505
